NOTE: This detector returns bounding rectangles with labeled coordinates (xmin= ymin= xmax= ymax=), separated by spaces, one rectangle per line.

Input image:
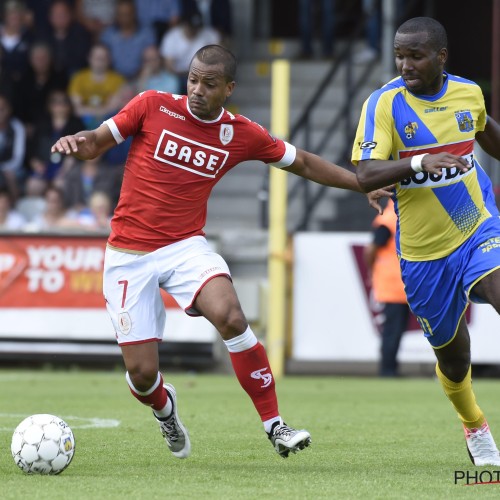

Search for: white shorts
xmin=103 ymin=236 xmax=231 ymax=345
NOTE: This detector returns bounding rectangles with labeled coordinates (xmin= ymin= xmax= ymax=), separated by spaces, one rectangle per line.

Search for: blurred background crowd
xmin=0 ymin=0 xmax=232 ymax=234
xmin=0 ymin=0 xmax=494 ymax=237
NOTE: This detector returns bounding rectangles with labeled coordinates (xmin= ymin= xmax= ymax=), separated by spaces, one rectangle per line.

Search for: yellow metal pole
xmin=267 ymin=59 xmax=290 ymax=378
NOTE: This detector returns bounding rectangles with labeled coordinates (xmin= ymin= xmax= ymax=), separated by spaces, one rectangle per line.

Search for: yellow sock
xmin=435 ymin=363 xmax=485 ymax=429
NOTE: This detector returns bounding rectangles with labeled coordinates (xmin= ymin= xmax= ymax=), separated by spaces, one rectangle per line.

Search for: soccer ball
xmin=11 ymin=414 xmax=76 ymax=475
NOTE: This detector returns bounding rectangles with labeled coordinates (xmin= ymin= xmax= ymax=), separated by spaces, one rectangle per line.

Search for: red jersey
xmin=105 ymin=91 xmax=296 ymax=252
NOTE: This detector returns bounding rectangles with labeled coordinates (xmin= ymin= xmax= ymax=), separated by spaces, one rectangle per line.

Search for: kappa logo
xmin=199 ymin=266 xmax=222 ymax=280
xmin=159 ymin=106 xmax=186 ymax=121
xmin=251 ymin=368 xmax=273 ymax=388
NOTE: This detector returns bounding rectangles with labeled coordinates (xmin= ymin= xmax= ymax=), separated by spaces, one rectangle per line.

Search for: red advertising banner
xmin=0 ymin=235 xmax=178 ymax=308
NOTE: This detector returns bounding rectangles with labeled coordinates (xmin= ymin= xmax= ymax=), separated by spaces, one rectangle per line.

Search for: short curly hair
xmin=396 ymin=17 xmax=448 ymax=52
xmin=191 ymin=45 xmax=237 ymax=83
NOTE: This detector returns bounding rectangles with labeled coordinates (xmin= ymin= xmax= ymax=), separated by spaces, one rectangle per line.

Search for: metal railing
xmin=258 ymin=11 xmax=379 ymax=231
xmin=258 ymin=0 xmax=425 ymax=231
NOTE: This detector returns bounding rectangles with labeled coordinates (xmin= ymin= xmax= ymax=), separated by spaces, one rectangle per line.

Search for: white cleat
xmin=464 ymin=421 xmax=500 ymax=466
xmin=268 ymin=419 xmax=311 ymax=458
xmin=155 ymin=383 xmax=191 ymax=459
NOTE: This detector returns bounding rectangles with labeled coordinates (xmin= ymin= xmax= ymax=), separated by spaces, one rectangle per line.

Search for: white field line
xmin=0 ymin=413 xmax=120 ymax=431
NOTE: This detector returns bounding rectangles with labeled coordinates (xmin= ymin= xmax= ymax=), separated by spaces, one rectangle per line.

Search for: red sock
xmin=229 ymin=343 xmax=279 ymax=421
xmin=127 ymin=373 xmax=168 ymax=411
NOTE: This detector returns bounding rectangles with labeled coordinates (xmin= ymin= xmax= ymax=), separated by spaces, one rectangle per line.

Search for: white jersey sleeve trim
xmin=103 ymin=118 xmax=125 ymax=144
xmin=272 ymin=141 xmax=296 ymax=168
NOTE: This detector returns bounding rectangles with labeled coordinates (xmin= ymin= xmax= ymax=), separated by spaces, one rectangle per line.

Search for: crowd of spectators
xmin=0 ymin=0 xmax=232 ymax=233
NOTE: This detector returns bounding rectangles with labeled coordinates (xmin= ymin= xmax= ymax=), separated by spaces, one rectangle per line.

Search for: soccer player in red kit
xmin=51 ymin=44 xmax=389 ymax=459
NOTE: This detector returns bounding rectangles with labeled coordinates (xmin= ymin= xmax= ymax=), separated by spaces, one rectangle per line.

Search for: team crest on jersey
xmin=404 ymin=121 xmax=418 ymax=139
xmin=118 ymin=312 xmax=131 ymax=335
xmin=219 ymin=124 xmax=234 ymax=145
xmin=455 ymin=111 xmax=474 ymax=132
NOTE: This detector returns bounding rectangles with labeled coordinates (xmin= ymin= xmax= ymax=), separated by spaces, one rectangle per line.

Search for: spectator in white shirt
xmin=159 ymin=11 xmax=220 ymax=93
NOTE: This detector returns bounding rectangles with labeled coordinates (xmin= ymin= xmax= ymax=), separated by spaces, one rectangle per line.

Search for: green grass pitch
xmin=1 ymin=369 xmax=500 ymax=499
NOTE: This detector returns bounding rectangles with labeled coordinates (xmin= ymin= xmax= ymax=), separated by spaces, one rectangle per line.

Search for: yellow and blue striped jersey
xmin=351 ymin=72 xmax=495 ymax=261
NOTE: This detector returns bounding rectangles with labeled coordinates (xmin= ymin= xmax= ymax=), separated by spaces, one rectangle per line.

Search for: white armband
xmin=410 ymin=153 xmax=429 ymax=173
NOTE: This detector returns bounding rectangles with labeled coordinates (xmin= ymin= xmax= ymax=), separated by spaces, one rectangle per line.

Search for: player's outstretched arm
xmin=283 ymin=149 xmax=362 ymax=191
xmin=283 ymin=148 xmax=392 ymax=214
xmin=356 ymin=153 xmax=470 ymax=192
xmin=51 ymin=123 xmax=117 ymax=161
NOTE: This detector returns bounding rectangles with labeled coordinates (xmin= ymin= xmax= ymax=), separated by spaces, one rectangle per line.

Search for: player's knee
xmin=439 ymin=356 xmax=470 ymax=383
xmin=215 ymin=309 xmax=247 ymax=340
xmin=127 ymin=365 xmax=158 ymax=392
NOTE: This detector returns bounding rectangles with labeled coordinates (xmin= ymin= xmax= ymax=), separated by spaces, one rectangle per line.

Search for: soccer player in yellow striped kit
xmin=352 ymin=17 xmax=500 ymax=466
